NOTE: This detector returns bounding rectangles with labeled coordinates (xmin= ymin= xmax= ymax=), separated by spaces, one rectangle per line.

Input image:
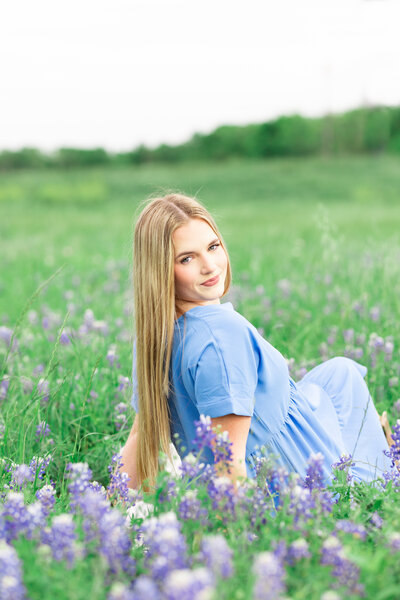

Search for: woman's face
xmin=173 ymin=218 xmax=228 ymax=313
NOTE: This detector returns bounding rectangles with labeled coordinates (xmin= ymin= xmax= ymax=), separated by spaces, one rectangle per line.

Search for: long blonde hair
xmin=133 ymin=193 xmax=232 ymax=490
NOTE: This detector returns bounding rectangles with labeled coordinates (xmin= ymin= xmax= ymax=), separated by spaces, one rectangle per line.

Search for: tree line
xmin=1 ymin=105 xmax=400 ymax=170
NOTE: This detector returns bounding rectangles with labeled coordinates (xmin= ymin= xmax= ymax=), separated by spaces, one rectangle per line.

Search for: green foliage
xmin=2 ymin=106 xmax=400 ymax=172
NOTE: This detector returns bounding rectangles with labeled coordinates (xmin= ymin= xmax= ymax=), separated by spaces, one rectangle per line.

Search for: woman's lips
xmin=201 ymin=275 xmax=220 ymax=286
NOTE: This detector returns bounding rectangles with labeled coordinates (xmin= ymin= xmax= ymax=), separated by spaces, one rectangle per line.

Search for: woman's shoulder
xmin=174 ymin=302 xmax=256 ymax=356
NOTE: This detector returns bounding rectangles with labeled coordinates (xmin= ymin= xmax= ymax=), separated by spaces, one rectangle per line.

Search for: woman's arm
xmin=119 ymin=413 xmax=139 ymax=490
xmin=210 ymin=413 xmax=251 ymax=487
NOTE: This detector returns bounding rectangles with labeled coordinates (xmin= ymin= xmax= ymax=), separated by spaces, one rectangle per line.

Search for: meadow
xmin=1 ymin=155 xmax=400 ymax=599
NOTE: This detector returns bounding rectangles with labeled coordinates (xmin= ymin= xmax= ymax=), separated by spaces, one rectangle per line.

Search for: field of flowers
xmin=1 ymin=156 xmax=400 ymax=599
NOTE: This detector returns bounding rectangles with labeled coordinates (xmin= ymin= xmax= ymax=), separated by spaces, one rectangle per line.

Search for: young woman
xmin=120 ymin=193 xmax=392 ymax=491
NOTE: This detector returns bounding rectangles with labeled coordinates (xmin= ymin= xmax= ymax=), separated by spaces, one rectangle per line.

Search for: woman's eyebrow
xmin=175 ymin=238 xmax=219 ymax=260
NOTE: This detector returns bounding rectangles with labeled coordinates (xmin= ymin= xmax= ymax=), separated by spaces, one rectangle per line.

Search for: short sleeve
xmin=131 ymin=338 xmax=139 ymax=412
xmin=189 ymin=331 xmax=258 ymax=418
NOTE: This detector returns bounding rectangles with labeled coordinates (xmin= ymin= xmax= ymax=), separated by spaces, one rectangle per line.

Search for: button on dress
xmin=131 ymin=302 xmax=391 ymax=483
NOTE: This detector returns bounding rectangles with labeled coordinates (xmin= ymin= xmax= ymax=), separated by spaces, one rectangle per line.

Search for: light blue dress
xmin=131 ymin=302 xmax=391 ymax=483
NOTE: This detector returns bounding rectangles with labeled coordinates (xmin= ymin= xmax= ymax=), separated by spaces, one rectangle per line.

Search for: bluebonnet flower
xmin=286 ymin=538 xmax=311 ymax=565
xmin=383 ymin=420 xmax=400 ymax=469
xmin=107 ymin=582 xmax=135 ymax=600
xmin=37 ymin=378 xmax=50 ymax=405
xmin=252 ymin=551 xmax=286 ymax=600
xmin=192 ymin=415 xmax=216 ymax=453
xmin=139 ymin=512 xmax=189 ymax=581
xmin=207 ymin=476 xmax=237 ymax=521
xmin=0 ymin=326 xmax=13 ymax=348
xmin=66 ymin=462 xmax=93 ymax=510
xmin=97 ymin=509 xmax=135 ymax=575
xmin=335 ymin=520 xmax=367 ymax=540
xmin=0 ymin=377 xmax=10 ymax=401
xmin=131 ymin=576 xmax=161 ymax=600
xmin=288 ymin=485 xmax=316 ymax=527
xmin=3 ymin=492 xmax=29 ymax=542
xmin=393 ymin=399 xmax=400 ymax=416
xmin=198 ymin=534 xmax=234 ymax=579
xmin=36 ymin=484 xmax=56 ymax=515
xmin=164 ymin=567 xmax=214 ymax=600
xmin=331 ymin=453 xmax=355 ymax=484
xmin=321 ymin=535 xmax=363 ymax=596
xmin=35 ymin=421 xmax=51 ymax=442
xmin=387 ymin=532 xmax=400 ymax=553
xmin=60 ymin=330 xmax=71 ymax=345
xmin=114 ymin=403 xmax=128 ymax=431
xmin=179 ymin=453 xmax=204 ymax=481
xmin=303 ymin=452 xmax=325 ymax=491
xmin=178 ymin=490 xmax=208 ymax=525
xmin=213 ymin=429 xmax=233 ymax=469
xmin=29 ymin=455 xmax=52 ymax=481
xmin=107 ymin=453 xmax=131 ymax=504
xmin=106 ymin=346 xmax=119 ymax=367
xmin=0 ymin=540 xmax=26 ymax=600
xmin=370 ymin=511 xmax=383 ymax=529
xmin=46 ymin=513 xmax=80 ymax=568
xmin=11 ymin=464 xmax=34 ymax=489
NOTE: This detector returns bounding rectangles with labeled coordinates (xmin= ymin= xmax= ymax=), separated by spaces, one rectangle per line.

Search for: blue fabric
xmin=131 ymin=302 xmax=392 ymax=483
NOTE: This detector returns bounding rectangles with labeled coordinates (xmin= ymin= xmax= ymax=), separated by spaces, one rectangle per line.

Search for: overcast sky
xmin=1 ymin=0 xmax=399 ymax=152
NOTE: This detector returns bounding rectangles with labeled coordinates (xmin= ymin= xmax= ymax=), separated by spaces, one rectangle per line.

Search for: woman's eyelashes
xmin=180 ymin=243 xmax=220 ymax=264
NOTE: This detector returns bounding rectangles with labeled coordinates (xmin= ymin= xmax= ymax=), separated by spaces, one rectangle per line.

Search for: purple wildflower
xmin=193 ymin=415 xmax=216 ymax=453
xmin=179 ymin=453 xmax=204 ymax=481
xmin=286 ymin=538 xmax=311 ymax=565
xmin=207 ymin=476 xmax=237 ymax=521
xmin=331 ymin=453 xmax=355 ymax=484
xmin=370 ymin=511 xmax=383 ymax=529
xmin=343 ymin=329 xmax=354 ymax=344
xmin=35 ymin=421 xmax=51 ymax=442
xmin=198 ymin=534 xmax=234 ymax=579
xmin=394 ymin=399 xmax=400 ymax=416
xmin=139 ymin=512 xmax=189 ymax=581
xmin=164 ymin=568 xmax=215 ymax=600
xmin=370 ymin=306 xmax=380 ymax=322
xmin=29 ymin=455 xmax=52 ymax=480
xmin=66 ymin=462 xmax=93 ymax=510
xmin=46 ymin=513 xmax=79 ymax=568
xmin=383 ymin=420 xmax=400 ymax=468
xmin=130 ymin=576 xmax=161 ymax=600
xmin=107 ymin=453 xmax=131 ymax=504
xmin=0 ymin=326 xmax=13 ymax=347
xmin=107 ymin=582 xmax=135 ymax=600
xmin=252 ymin=551 xmax=285 ymax=600
xmin=60 ymin=331 xmax=71 ymax=345
xmin=321 ymin=536 xmax=363 ymax=596
xmin=97 ymin=509 xmax=135 ymax=575
xmin=0 ymin=377 xmax=10 ymax=401
xmin=335 ymin=520 xmax=367 ymax=540
xmin=0 ymin=540 xmax=26 ymax=600
xmin=36 ymin=485 xmax=56 ymax=515
xmin=303 ymin=452 xmax=325 ymax=491
xmin=178 ymin=490 xmax=208 ymax=525
xmin=3 ymin=492 xmax=30 ymax=542
xmin=106 ymin=347 xmax=119 ymax=367
xmin=387 ymin=532 xmax=400 ymax=553
xmin=37 ymin=378 xmax=50 ymax=405
xmin=11 ymin=464 xmax=34 ymax=489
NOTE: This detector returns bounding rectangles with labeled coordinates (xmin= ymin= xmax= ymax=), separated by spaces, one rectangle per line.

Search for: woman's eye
xmin=180 ymin=243 xmax=220 ymax=264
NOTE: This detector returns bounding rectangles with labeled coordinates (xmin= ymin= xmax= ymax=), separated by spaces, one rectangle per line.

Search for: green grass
xmin=1 ymin=155 xmax=400 ymax=599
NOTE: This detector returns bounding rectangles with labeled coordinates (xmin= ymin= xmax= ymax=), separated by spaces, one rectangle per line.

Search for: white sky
xmin=1 ymin=0 xmax=399 ymax=151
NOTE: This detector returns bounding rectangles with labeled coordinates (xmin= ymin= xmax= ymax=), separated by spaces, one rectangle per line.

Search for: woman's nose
xmin=200 ymin=253 xmax=216 ymax=272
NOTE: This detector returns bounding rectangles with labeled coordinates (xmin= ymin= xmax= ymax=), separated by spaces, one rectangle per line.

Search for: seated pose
xmin=120 ymin=193 xmax=392 ymax=491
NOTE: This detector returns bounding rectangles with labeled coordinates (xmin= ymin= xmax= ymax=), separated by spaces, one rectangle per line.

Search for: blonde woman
xmin=120 ymin=193 xmax=392 ymax=492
